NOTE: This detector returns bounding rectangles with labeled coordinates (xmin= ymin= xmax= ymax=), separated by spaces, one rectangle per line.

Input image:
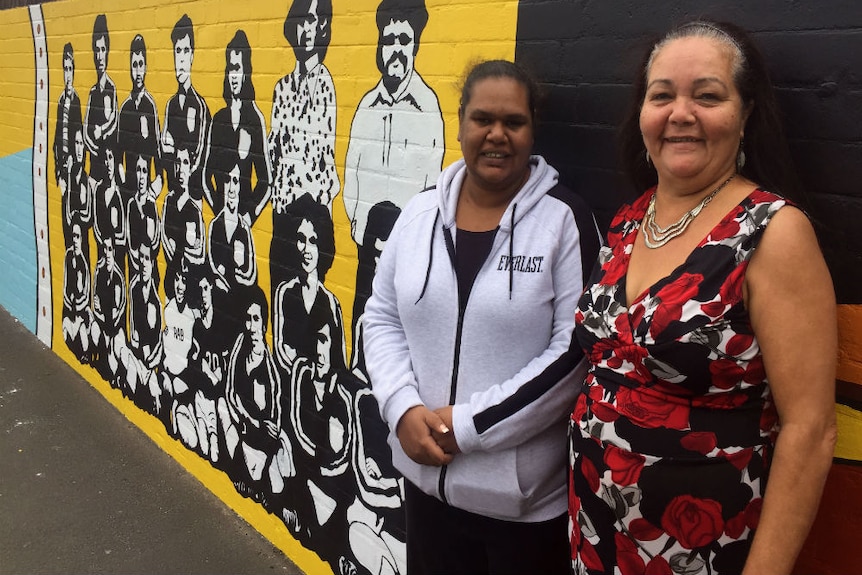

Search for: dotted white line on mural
xmin=29 ymin=4 xmax=52 ymax=347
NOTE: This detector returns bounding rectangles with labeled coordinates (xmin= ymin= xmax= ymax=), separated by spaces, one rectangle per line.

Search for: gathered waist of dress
xmin=572 ymin=381 xmax=778 ymax=458
xmin=572 ymin=413 xmax=773 ymax=465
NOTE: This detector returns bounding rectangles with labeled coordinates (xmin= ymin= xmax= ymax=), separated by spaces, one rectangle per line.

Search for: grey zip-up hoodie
xmin=364 ymin=155 xmax=600 ymax=522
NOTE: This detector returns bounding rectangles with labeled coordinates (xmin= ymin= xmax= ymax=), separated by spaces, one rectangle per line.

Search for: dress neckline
xmin=623 ymin=188 xmax=758 ymax=310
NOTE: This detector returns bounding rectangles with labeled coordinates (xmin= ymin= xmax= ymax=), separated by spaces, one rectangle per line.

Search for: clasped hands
xmin=396 ymin=405 xmax=461 ymax=466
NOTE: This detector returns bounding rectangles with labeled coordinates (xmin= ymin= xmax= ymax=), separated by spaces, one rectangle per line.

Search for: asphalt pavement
xmin=0 ymin=305 xmax=304 ymax=575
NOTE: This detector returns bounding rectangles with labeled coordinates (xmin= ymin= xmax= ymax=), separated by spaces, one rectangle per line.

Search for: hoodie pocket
xmin=443 ymin=449 xmax=528 ymax=520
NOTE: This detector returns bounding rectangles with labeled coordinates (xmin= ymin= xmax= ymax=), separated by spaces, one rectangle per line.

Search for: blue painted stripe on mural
xmin=0 ymin=148 xmax=37 ymax=333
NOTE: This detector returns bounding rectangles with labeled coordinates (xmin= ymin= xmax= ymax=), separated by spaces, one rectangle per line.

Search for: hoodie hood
xmin=434 ymin=155 xmax=560 ymax=232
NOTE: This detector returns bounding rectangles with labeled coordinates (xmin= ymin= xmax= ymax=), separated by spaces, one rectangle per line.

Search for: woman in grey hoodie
xmin=364 ymin=60 xmax=601 ymax=574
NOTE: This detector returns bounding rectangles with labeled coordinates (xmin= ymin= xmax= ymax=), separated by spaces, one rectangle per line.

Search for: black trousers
xmin=404 ymin=481 xmax=572 ymax=575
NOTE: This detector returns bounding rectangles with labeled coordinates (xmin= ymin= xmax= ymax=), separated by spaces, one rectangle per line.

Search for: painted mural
xmin=34 ymin=1 xmax=515 ymax=573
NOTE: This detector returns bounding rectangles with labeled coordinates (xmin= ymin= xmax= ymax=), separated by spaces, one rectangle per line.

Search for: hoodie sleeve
xmin=451 ymin=203 xmax=601 ymax=454
xmin=362 ymin=208 xmax=425 ymax=432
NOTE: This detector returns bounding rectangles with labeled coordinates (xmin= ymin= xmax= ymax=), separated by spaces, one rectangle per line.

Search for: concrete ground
xmin=0 ymin=306 xmax=304 ymax=575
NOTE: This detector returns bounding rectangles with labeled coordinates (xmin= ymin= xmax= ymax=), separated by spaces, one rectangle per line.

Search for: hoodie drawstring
xmin=418 ymin=203 xmax=517 ymax=303
xmin=508 ymin=203 xmax=517 ymax=299
xmin=415 ymin=211 xmax=440 ymax=304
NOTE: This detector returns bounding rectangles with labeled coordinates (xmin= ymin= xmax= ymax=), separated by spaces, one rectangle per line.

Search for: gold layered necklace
xmin=643 ymin=174 xmax=736 ymax=249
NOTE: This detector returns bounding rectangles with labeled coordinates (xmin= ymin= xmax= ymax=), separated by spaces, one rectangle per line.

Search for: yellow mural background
xmin=0 ymin=8 xmax=35 ymax=157
xmin=42 ymin=0 xmax=518 ymax=572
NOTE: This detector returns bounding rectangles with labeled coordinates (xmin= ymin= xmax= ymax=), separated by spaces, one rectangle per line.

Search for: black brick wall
xmin=516 ymin=0 xmax=862 ymax=304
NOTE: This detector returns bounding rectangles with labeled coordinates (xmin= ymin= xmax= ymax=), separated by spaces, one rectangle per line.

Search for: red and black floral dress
xmin=569 ymin=188 xmax=788 ymax=575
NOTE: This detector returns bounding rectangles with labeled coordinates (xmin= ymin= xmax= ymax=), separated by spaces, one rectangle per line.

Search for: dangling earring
xmin=645 ymin=150 xmax=652 ymax=167
xmin=736 ymin=139 xmax=746 ymax=171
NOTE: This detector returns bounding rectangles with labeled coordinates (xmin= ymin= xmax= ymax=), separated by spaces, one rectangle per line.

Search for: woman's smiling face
xmin=458 ymin=76 xmax=534 ymax=194
xmin=640 ymin=36 xmax=750 ymax=189
xmin=296 ymin=218 xmax=319 ymax=275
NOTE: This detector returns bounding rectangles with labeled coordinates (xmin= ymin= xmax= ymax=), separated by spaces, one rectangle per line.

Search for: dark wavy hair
xmin=282 ymin=194 xmax=336 ymax=281
xmin=375 ymin=0 xmax=427 ymax=74
xmin=619 ymin=20 xmax=802 ymax=203
xmin=284 ymin=0 xmax=333 ymax=63
xmin=134 ymin=153 xmax=153 ymax=191
xmin=130 ymin=34 xmax=146 ymax=65
xmin=102 ymin=138 xmax=118 ymax=181
xmin=243 ymin=283 xmax=269 ymax=334
xmin=171 ymin=14 xmax=194 ymax=51
xmin=458 ymin=59 xmax=541 ymax=126
xmin=165 ymin=255 xmax=189 ymax=302
xmin=223 ymin=29 xmax=255 ymax=103
xmin=92 ymin=14 xmax=109 ymax=74
xmin=62 ymin=42 xmax=74 ymax=72
xmin=92 ymin=14 xmax=109 ymax=54
xmin=185 ymin=261 xmax=214 ymax=311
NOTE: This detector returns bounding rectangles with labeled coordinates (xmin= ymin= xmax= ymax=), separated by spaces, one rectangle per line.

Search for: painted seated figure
xmin=62 ymin=222 xmax=92 ymax=363
xmin=220 ymin=285 xmax=289 ymax=501
xmin=90 ymin=234 xmax=126 ymax=384
xmin=121 ymin=242 xmax=163 ymax=415
xmin=161 ymin=256 xmax=200 ymax=445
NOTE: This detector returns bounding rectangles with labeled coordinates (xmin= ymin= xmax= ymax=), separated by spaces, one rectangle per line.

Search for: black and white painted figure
xmin=207 ymin=162 xmax=257 ymax=292
xmin=342 ymin=0 xmax=444 ymax=371
xmin=118 ymin=34 xmax=162 ymax=201
xmin=269 ymin=195 xmax=345 ymax=544
xmin=188 ymin=266 xmax=232 ymax=465
xmin=83 ymin=14 xmax=118 ymax=186
xmin=204 ymin=30 xmax=271 ymax=225
xmin=54 ymin=42 xmax=83 ymax=191
xmin=344 ymin=383 xmax=407 ymax=575
xmin=62 ymin=222 xmax=92 ymax=363
xmin=89 ymin=234 xmax=127 ymax=383
xmin=122 ymin=241 xmax=163 ymax=414
xmin=283 ymin=313 xmax=357 ymax=569
xmin=268 ymin=0 xmax=338 ymax=309
xmin=220 ymin=285 xmax=290 ymax=501
xmin=93 ymin=142 xmax=127 ymax=272
xmin=162 ymin=146 xmax=205 ymax=268
xmin=272 ymin=195 xmax=344 ymax=378
xmin=161 ymin=257 xmax=200 ymax=447
xmin=63 ymin=125 xmax=93 ymax=265
xmin=162 ymin=14 xmax=211 ymax=204
xmin=126 ymin=154 xmax=161 ymax=285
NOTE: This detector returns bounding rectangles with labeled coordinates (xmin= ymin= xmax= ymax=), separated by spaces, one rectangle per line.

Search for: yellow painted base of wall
xmin=835 ymin=403 xmax=862 ymax=463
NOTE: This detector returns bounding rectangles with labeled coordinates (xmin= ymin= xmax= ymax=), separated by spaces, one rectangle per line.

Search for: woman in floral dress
xmin=570 ymin=21 xmax=836 ymax=575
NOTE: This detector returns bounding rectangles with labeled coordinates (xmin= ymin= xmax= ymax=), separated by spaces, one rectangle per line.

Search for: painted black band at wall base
xmin=837 ymin=380 xmax=862 ymax=411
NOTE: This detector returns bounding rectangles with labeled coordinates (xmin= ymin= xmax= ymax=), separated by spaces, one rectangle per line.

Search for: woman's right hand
xmin=396 ymin=405 xmax=455 ymax=467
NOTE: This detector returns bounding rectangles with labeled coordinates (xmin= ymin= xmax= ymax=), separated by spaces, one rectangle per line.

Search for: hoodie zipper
xmin=436 ymin=222 xmax=504 ymax=504
xmin=437 ymin=226 xmax=460 ymax=503
xmin=438 ymin=301 xmax=466 ymax=504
